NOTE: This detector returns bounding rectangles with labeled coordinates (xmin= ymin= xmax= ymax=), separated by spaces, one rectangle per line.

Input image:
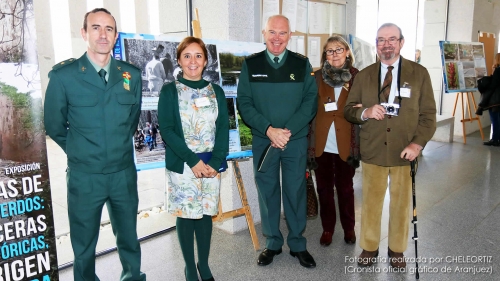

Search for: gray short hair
xmin=264 ymin=15 xmax=290 ymax=32
xmin=377 ymin=23 xmax=404 ymax=40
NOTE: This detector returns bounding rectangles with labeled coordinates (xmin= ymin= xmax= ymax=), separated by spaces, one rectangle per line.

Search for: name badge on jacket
xmin=400 ymin=83 xmax=411 ymax=98
xmin=324 ymin=102 xmax=337 ymax=112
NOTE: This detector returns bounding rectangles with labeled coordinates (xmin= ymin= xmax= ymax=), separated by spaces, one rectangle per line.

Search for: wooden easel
xmin=192 ymin=8 xmax=202 ymax=38
xmin=192 ymin=8 xmax=259 ymax=251
xmin=212 ymin=160 xmax=260 ymax=250
xmin=452 ymin=92 xmax=484 ymax=144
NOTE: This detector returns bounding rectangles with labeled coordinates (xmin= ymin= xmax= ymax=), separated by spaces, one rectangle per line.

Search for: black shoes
xmin=257 ymin=248 xmax=282 ymax=266
xmin=290 ymin=250 xmax=316 ymax=268
xmin=483 ymin=139 xmax=500 ymax=146
xmin=258 ymin=248 xmax=316 ymax=268
xmin=197 ymin=264 xmax=214 ymax=281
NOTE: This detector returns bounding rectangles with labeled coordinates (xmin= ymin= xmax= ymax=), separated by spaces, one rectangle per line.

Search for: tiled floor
xmin=57 ymin=130 xmax=500 ymax=281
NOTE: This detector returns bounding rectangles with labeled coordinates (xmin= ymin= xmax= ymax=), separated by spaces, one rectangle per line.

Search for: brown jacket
xmin=344 ymin=58 xmax=436 ymax=167
xmin=313 ymin=68 xmax=357 ymax=161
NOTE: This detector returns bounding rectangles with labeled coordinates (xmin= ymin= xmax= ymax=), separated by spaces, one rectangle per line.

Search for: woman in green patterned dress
xmin=158 ymin=37 xmax=229 ymax=281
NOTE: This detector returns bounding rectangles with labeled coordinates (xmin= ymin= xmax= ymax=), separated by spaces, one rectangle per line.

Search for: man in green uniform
xmin=43 ymin=8 xmax=146 ymax=281
xmin=237 ymin=15 xmax=318 ymax=268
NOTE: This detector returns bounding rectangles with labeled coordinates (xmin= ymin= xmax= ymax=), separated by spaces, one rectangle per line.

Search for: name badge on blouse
xmin=324 ymin=102 xmax=337 ymax=112
xmin=194 ymin=97 xmax=210 ymax=107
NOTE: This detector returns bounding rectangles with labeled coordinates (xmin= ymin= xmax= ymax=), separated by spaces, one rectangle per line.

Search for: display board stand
xmin=452 ymin=92 xmax=484 ymax=144
xmin=212 ymin=160 xmax=260 ymax=250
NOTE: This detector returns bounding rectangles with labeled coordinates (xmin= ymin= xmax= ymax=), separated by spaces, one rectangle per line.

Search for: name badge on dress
xmin=194 ymin=97 xmax=210 ymax=107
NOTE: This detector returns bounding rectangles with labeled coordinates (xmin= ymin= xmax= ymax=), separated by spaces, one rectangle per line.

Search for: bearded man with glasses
xmin=344 ymin=23 xmax=436 ymax=269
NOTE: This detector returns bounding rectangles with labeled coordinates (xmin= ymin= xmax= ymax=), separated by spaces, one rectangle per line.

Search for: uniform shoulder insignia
xmin=290 ymin=51 xmax=308 ymax=60
xmin=118 ymin=60 xmax=141 ymax=71
xmin=52 ymin=58 xmax=76 ymax=70
xmin=246 ymin=51 xmax=265 ymax=60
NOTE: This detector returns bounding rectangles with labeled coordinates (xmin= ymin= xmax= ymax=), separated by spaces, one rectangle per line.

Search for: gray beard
xmin=381 ymin=51 xmax=395 ymax=60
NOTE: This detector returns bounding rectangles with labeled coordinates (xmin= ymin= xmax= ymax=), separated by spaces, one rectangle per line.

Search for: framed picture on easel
xmin=439 ymin=41 xmax=486 ymax=143
xmin=439 ymin=41 xmax=487 ymax=93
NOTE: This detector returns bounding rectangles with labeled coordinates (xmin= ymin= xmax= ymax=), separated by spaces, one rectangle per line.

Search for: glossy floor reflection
xmin=58 ymin=130 xmax=500 ymax=280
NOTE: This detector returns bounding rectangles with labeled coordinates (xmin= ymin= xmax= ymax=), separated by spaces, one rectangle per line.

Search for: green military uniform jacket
xmin=344 ymin=57 xmax=436 ymax=167
xmin=44 ymin=53 xmax=142 ymax=174
xmin=237 ymin=50 xmax=318 ymax=140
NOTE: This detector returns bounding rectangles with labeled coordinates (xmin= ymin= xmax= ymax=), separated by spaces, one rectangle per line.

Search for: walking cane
xmin=410 ymin=159 xmax=419 ymax=279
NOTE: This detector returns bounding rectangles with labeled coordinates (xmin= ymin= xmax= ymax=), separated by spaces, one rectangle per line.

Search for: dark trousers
xmin=315 ymin=152 xmax=355 ymax=233
xmin=252 ymin=136 xmax=308 ymax=252
xmin=66 ymin=165 xmax=146 ymax=281
xmin=489 ymin=109 xmax=500 ymax=141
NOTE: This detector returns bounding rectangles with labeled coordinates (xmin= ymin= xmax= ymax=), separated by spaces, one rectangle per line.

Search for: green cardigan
xmin=158 ymin=77 xmax=229 ymax=174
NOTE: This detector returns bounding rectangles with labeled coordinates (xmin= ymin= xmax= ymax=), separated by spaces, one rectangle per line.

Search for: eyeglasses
xmin=325 ymin=48 xmax=345 ymax=55
xmin=268 ymin=30 xmax=289 ymax=38
xmin=377 ymin=37 xmax=401 ymax=46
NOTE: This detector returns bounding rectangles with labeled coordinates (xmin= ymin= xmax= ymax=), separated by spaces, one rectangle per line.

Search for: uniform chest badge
xmin=122 ymin=72 xmax=131 ymax=91
xmin=290 ymin=74 xmax=295 ymax=81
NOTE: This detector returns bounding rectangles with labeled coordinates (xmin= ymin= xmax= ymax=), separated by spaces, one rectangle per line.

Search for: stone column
xmin=34 ymin=0 xmax=55 ymax=100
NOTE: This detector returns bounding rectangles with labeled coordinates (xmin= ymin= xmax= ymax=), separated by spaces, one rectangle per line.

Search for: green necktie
xmin=274 ymin=57 xmax=279 ymax=64
xmin=98 ymin=69 xmax=107 ymax=86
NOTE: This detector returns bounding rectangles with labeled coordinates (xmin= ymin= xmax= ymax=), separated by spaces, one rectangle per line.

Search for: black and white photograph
xmin=124 ymin=39 xmax=178 ymax=97
xmin=123 ymin=38 xmax=220 ymax=97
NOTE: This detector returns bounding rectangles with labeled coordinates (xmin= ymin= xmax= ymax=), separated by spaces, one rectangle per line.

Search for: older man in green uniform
xmin=43 ymin=8 xmax=146 ymax=281
xmin=237 ymin=15 xmax=318 ymax=268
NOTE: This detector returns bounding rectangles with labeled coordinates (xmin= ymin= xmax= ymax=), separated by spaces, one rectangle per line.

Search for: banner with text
xmin=0 ymin=1 xmax=59 ymax=280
